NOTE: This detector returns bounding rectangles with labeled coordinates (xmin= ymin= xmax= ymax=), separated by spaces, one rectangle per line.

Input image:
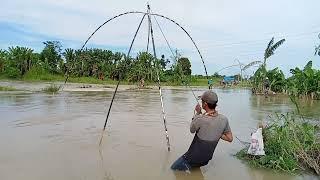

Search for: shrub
xmin=42 ymin=84 xmax=60 ymax=94
xmin=236 ymin=112 xmax=320 ymax=175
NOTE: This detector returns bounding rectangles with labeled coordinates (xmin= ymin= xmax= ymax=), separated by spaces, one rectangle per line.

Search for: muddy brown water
xmin=0 ymin=89 xmax=319 ymax=180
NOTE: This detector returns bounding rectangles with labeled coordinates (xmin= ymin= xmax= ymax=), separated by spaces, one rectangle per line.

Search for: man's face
xmin=201 ymin=99 xmax=207 ymax=109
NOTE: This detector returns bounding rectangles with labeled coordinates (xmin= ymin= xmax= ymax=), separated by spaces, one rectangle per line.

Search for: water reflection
xmin=250 ymin=94 xmax=320 ymax=121
xmin=173 ymin=168 xmax=204 ymax=180
xmin=0 ymin=92 xmax=33 ymax=106
xmin=98 ymin=148 xmax=115 ymax=180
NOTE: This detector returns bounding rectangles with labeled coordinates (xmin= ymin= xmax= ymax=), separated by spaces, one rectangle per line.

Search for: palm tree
xmin=63 ymin=48 xmax=75 ymax=75
xmin=7 ymin=46 xmax=34 ymax=76
xmin=63 ymin=48 xmax=75 ymax=63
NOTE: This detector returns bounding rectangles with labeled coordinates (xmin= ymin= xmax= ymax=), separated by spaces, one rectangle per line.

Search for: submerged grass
xmin=236 ymin=101 xmax=320 ymax=175
xmin=42 ymin=84 xmax=60 ymax=94
xmin=0 ymin=86 xmax=16 ymax=91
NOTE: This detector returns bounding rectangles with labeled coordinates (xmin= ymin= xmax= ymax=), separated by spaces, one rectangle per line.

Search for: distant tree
xmin=6 ymin=46 xmax=34 ymax=77
xmin=160 ymin=54 xmax=170 ymax=69
xmin=63 ymin=48 xmax=75 ymax=75
xmin=177 ymin=57 xmax=191 ymax=76
xmin=40 ymin=41 xmax=62 ymax=73
xmin=110 ymin=52 xmax=127 ymax=80
xmin=128 ymin=52 xmax=153 ymax=82
xmin=213 ymin=72 xmax=222 ymax=78
xmin=63 ymin=48 xmax=75 ymax=64
xmin=0 ymin=50 xmax=7 ymax=73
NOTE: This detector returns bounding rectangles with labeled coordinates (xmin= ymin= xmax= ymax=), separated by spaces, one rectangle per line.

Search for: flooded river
xmin=0 ymin=88 xmax=319 ymax=180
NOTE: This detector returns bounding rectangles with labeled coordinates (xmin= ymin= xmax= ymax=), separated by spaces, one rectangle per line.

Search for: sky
xmin=1 ymin=0 xmax=320 ymax=76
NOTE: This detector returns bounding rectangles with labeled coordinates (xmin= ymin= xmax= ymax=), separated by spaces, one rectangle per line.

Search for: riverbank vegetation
xmin=236 ymin=113 xmax=320 ymax=175
xmin=0 ymin=41 xmax=222 ymax=87
xmin=250 ymin=60 xmax=320 ymax=99
xmin=237 ymin=97 xmax=320 ymax=175
xmin=245 ymin=36 xmax=320 ymax=100
xmin=0 ymin=34 xmax=319 ymax=93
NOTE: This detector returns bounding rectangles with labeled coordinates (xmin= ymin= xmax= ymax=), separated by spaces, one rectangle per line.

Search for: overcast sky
xmin=1 ymin=0 xmax=320 ymax=76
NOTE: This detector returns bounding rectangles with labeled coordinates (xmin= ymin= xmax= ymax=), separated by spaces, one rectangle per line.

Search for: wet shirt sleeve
xmin=223 ymin=118 xmax=231 ymax=134
xmin=190 ymin=114 xmax=201 ymax=133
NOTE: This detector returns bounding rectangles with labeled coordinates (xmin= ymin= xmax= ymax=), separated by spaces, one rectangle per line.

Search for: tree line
xmin=1 ymin=34 xmax=319 ymax=98
xmin=0 ymin=41 xmax=194 ymax=84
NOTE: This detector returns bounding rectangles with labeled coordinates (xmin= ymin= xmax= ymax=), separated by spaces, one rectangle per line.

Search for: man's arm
xmin=190 ymin=104 xmax=201 ymax=133
xmin=221 ymin=131 xmax=233 ymax=142
xmin=221 ymin=118 xmax=233 ymax=142
xmin=190 ymin=115 xmax=200 ymax=133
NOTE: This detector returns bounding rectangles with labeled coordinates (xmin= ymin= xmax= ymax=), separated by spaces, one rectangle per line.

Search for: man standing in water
xmin=171 ymin=90 xmax=233 ymax=171
xmin=208 ymin=79 xmax=213 ymax=89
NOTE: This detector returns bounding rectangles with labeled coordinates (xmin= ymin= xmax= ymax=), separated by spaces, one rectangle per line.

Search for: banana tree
xmin=245 ymin=37 xmax=285 ymax=93
xmin=242 ymin=61 xmax=263 ymax=72
xmin=287 ymin=61 xmax=320 ymax=99
xmin=262 ymin=37 xmax=285 ymax=76
xmin=251 ymin=66 xmax=265 ymax=93
xmin=266 ymin=67 xmax=286 ymax=93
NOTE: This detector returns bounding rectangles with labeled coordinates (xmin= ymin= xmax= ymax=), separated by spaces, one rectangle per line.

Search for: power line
xmin=194 ymin=32 xmax=319 ymax=52
xmin=195 ymin=30 xmax=320 ymax=49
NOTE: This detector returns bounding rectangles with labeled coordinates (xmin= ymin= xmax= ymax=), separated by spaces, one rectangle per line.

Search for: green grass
xmin=0 ymin=74 xmax=7 ymax=80
xmin=0 ymin=86 xmax=17 ymax=91
xmin=23 ymin=66 xmax=64 ymax=81
xmin=42 ymin=84 xmax=60 ymax=94
xmin=236 ymin=112 xmax=320 ymax=175
xmin=2 ymin=68 xmax=251 ymax=88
